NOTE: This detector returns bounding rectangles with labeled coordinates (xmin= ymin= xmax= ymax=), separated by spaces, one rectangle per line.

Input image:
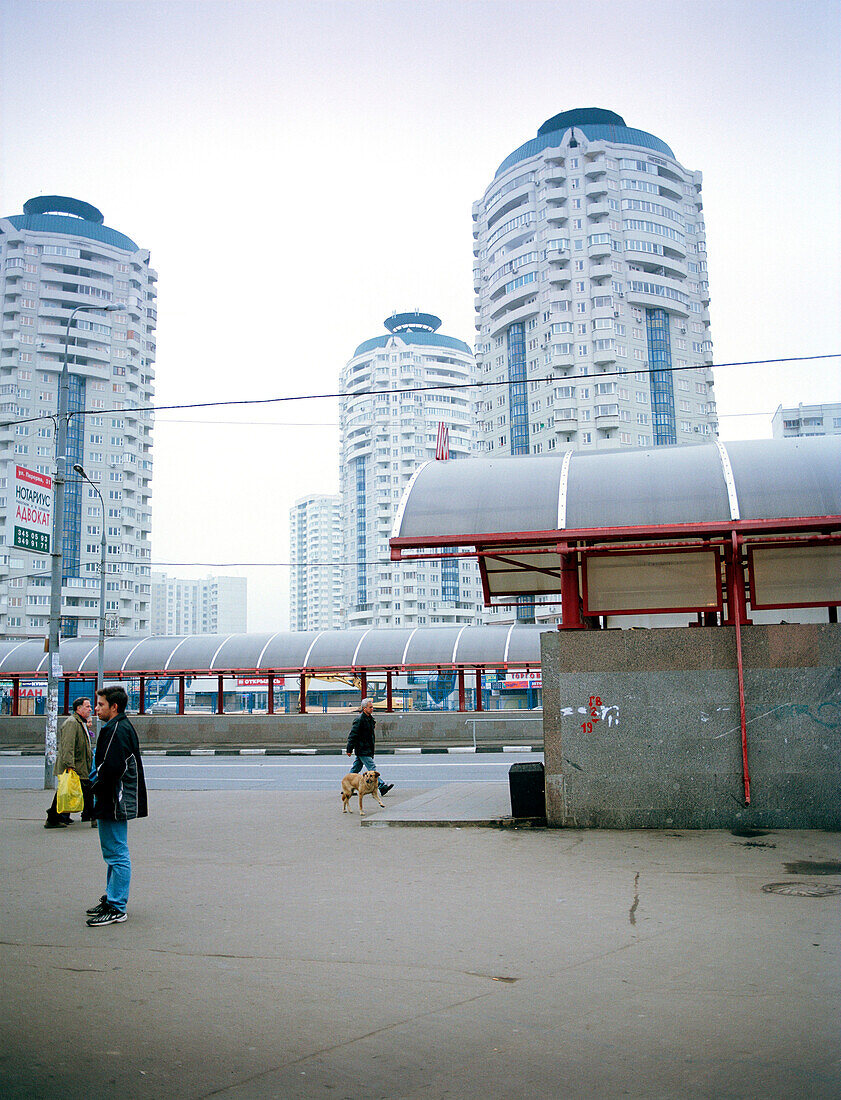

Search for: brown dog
xmin=341 ymin=770 xmax=384 ymax=815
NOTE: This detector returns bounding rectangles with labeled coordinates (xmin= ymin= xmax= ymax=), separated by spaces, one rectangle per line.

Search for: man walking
xmin=346 ymin=697 xmax=393 ymax=796
xmin=45 ymin=697 xmax=93 ymax=828
xmin=86 ymin=686 xmax=147 ymax=927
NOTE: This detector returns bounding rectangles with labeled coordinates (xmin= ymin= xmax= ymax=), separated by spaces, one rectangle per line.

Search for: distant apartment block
xmin=151 ymin=573 xmax=247 ymax=635
xmin=772 ymin=402 xmax=841 ymax=439
xmin=289 ymin=493 xmax=344 ymax=630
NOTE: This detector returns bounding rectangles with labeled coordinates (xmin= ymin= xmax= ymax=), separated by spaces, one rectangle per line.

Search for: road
xmin=0 ymin=751 xmax=542 ymax=791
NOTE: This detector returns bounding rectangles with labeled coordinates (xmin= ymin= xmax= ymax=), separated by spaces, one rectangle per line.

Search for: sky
xmin=1 ymin=0 xmax=839 ymax=631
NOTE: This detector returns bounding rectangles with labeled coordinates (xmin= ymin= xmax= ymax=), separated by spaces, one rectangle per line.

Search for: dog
xmin=341 ymin=770 xmax=384 ymax=815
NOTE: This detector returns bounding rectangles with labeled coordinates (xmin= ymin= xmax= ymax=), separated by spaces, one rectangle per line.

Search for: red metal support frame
xmin=138 ymin=675 xmax=145 ymax=716
xmin=458 ymin=668 xmax=465 ymax=712
xmin=731 ymin=531 xmax=751 ymax=805
xmin=360 ymin=670 xmax=367 ymax=703
xmin=386 ymin=671 xmax=393 ymax=713
xmin=178 ymin=675 xmax=186 ymax=716
xmin=475 ymin=669 xmax=483 ymax=711
xmin=63 ymin=678 xmax=70 ymax=716
xmin=560 ymin=549 xmax=585 ymax=628
xmin=217 ymin=674 xmax=224 ymax=715
xmin=299 ymin=672 xmax=307 ymax=715
xmin=12 ymin=676 xmax=20 ymax=716
xmin=267 ymin=674 xmax=274 ymax=716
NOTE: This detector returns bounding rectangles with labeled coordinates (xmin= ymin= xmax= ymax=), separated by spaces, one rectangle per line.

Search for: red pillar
xmin=12 ymin=676 xmax=20 ymax=716
xmin=724 ymin=538 xmax=752 ymax=625
xmin=217 ymin=674 xmax=224 ymax=715
xmin=63 ymin=678 xmax=70 ymax=715
xmin=560 ymin=550 xmax=585 ymax=629
xmin=458 ymin=668 xmax=465 ymax=712
xmin=386 ymin=671 xmax=393 ymax=713
xmin=267 ymin=674 xmax=274 ymax=716
xmin=178 ymin=675 xmax=185 ymax=715
xmin=138 ymin=676 xmax=145 ymax=716
xmin=475 ymin=669 xmax=483 ymax=712
xmin=360 ymin=670 xmax=367 ymax=702
xmin=299 ymin=673 xmax=307 ymax=715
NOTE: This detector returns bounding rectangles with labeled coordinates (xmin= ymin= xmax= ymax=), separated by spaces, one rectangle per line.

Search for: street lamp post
xmin=73 ymin=464 xmax=106 ymax=724
xmin=44 ymin=301 xmax=126 ymax=788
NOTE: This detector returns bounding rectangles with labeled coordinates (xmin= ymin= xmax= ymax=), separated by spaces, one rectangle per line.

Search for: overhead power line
xmin=2 ymin=352 xmax=838 ymax=428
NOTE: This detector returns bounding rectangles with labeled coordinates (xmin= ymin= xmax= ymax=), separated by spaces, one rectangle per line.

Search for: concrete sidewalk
xmin=2 ymin=786 xmax=840 ymax=1100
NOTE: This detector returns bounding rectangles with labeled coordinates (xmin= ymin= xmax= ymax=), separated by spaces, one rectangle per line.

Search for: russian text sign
xmin=13 ymin=465 xmax=52 ymax=554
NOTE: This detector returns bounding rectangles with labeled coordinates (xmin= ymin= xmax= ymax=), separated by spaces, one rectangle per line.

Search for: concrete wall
xmin=541 ymin=624 xmax=841 ymax=830
xmin=0 ymin=711 xmax=542 ymax=751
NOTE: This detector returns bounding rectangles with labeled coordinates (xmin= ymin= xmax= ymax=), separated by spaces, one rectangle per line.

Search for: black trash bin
xmin=508 ymin=761 xmax=545 ymax=819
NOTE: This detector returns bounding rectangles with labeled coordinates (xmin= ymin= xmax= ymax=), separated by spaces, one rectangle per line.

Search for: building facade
xmin=339 ymin=311 xmax=483 ymax=629
xmin=472 ymin=108 xmax=718 ymax=458
xmin=772 ymin=402 xmax=841 ymax=438
xmin=150 ymin=573 xmax=247 ymax=635
xmin=0 ymin=196 xmax=156 ymax=638
xmin=289 ymin=493 xmax=344 ymax=631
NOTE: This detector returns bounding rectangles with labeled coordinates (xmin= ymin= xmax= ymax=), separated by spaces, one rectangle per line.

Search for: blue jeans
xmin=350 ymin=754 xmax=386 ymax=792
xmin=97 ymin=818 xmax=131 ymax=913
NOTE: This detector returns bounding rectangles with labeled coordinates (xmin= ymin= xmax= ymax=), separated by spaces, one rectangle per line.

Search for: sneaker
xmin=44 ymin=818 xmax=68 ymax=829
xmin=380 ymin=783 xmax=394 ymax=795
xmin=86 ymin=905 xmax=127 ymax=927
xmin=86 ymin=895 xmax=108 ymax=916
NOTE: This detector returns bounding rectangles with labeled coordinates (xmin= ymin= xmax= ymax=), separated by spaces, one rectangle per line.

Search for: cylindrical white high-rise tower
xmin=339 ymin=311 xmax=482 ymax=628
xmin=472 ymin=109 xmax=717 ymax=457
xmin=0 ymin=196 xmax=156 ymax=638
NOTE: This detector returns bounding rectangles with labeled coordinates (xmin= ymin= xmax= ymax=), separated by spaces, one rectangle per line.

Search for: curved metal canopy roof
xmin=390 ymin=438 xmax=841 ymax=609
xmin=392 ymin=438 xmax=841 ymax=542
xmin=0 ymin=626 xmax=547 ymax=678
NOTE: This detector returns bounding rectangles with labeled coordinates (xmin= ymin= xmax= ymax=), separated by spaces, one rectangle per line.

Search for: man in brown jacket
xmin=45 ymin=697 xmax=94 ymax=828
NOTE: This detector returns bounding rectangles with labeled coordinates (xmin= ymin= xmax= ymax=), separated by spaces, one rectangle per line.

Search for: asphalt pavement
xmin=2 ymin=781 xmax=840 ymax=1100
xmin=0 ymin=751 xmax=540 ymax=792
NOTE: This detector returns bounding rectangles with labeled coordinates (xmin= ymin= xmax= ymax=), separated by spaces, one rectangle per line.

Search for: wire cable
xmin=2 ymin=352 xmax=838 ymax=427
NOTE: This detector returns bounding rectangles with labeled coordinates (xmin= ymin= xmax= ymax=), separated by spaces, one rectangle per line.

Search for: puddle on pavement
xmin=731 ymin=827 xmax=771 ymax=838
xmin=783 ymin=860 xmax=841 ymax=876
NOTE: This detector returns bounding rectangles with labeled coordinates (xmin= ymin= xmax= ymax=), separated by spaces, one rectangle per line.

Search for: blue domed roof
xmin=5 ymin=195 xmax=140 ymax=252
xmin=353 ymin=331 xmax=472 ymax=358
xmin=353 ymin=313 xmax=471 ymax=358
xmin=494 ymin=108 xmax=676 ymax=179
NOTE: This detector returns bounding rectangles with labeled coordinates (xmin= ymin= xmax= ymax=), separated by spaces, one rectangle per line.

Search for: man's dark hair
xmin=97 ymin=686 xmax=128 ymax=714
xmin=72 ymin=697 xmax=90 ymax=714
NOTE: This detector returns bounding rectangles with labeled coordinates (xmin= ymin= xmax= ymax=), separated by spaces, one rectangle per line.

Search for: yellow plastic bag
xmin=56 ymin=769 xmax=84 ymax=814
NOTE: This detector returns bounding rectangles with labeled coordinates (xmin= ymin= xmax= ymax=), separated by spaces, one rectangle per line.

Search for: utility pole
xmin=44 ymin=302 xmax=125 ymax=788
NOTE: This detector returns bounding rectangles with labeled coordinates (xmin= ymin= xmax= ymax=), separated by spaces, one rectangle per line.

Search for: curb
xmin=3 ymin=745 xmax=537 ymax=757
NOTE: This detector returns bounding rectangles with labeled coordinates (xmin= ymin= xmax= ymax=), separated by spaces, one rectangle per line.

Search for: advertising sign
xmin=13 ymin=465 xmax=52 ymax=554
xmin=502 ymin=672 xmax=542 ymax=690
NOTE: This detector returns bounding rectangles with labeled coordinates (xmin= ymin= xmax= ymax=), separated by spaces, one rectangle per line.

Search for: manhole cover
xmin=762 ymin=882 xmax=841 ymax=898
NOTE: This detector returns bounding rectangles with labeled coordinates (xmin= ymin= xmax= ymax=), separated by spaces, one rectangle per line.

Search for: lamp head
xmin=72 ymin=463 xmax=86 ymax=476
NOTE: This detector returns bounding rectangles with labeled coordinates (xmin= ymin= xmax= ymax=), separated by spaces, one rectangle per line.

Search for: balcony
xmin=588 ymin=240 xmax=612 ymax=260
xmin=554 ymin=408 xmax=578 ymax=427
xmin=587 ymin=201 xmax=610 ymax=220
xmin=594 ymin=404 xmax=620 ymax=427
xmin=545 ymin=207 xmax=568 ymax=225
xmin=588 ymin=262 xmax=612 ymax=281
xmin=593 ymin=344 xmax=617 ymax=365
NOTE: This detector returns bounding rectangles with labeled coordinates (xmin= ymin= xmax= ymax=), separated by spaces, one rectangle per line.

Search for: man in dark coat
xmin=86 ymin=686 xmax=147 ymax=927
xmin=346 ymin=697 xmax=393 ymax=796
